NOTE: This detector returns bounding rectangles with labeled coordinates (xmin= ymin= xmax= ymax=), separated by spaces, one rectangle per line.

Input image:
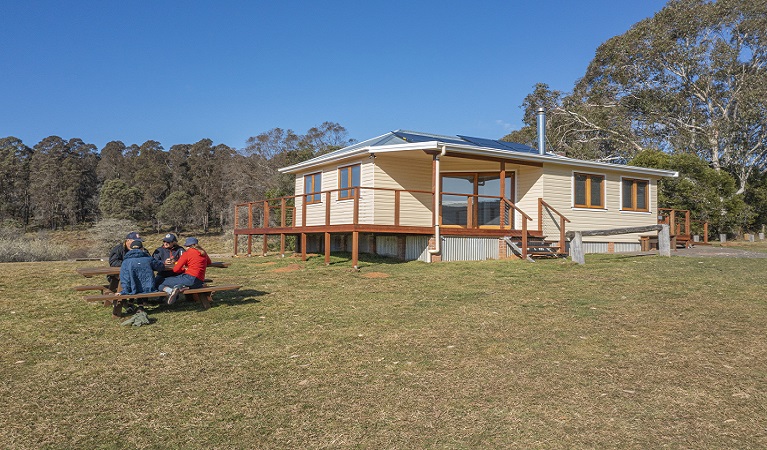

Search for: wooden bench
xmin=84 ymin=285 xmax=242 ymax=315
xmin=84 ymin=291 xmax=169 ymax=317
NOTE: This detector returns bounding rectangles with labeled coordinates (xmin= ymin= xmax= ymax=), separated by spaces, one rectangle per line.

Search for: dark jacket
xmin=152 ymin=245 xmax=185 ymax=277
xmin=119 ymin=249 xmax=165 ymax=295
xmin=109 ymin=243 xmax=128 ymax=267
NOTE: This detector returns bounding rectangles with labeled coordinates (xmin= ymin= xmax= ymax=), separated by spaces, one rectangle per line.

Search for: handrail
xmin=502 ymin=198 xmax=532 ymax=221
xmin=538 ymin=198 xmax=570 ymax=256
xmin=538 ymin=199 xmax=571 ymax=224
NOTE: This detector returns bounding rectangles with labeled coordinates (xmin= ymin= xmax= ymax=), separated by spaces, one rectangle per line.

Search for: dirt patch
xmin=257 ymin=261 xmax=277 ymax=265
xmin=272 ymin=264 xmax=302 ymax=273
xmin=361 ymin=272 xmax=390 ymax=279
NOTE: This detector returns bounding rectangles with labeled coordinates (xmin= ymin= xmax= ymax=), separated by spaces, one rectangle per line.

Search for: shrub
xmin=0 ymin=236 xmax=70 ymax=262
xmin=88 ymin=218 xmax=140 ymax=258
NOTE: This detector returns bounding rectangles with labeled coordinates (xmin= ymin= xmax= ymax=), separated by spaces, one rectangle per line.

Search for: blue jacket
xmin=120 ymin=249 xmax=165 ymax=295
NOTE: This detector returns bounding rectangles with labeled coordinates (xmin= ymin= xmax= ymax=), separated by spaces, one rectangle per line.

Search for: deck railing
xmin=538 ymin=198 xmax=570 ymax=254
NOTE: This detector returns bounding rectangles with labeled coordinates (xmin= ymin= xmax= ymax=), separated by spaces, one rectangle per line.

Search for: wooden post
xmin=262 ymin=234 xmax=268 ymax=256
xmin=353 ymin=188 xmax=360 ymax=225
xmin=281 ymin=198 xmax=286 ymax=227
xmin=301 ymin=233 xmax=307 ymax=261
xmin=352 ymin=231 xmax=359 ymax=269
xmin=248 ymin=203 xmax=253 ymax=228
xmin=684 ymin=210 xmax=690 ymax=235
xmin=233 ymin=205 xmax=239 ymax=256
xmin=325 ymin=191 xmax=331 ymax=226
xmin=571 ymin=231 xmax=585 ymax=265
xmin=559 ymin=216 xmax=566 ymax=255
xmin=521 ymin=216 xmax=528 ymax=260
xmin=280 ymin=234 xmax=285 ymax=256
xmin=658 ymin=224 xmax=671 ymax=257
xmin=704 ymin=222 xmax=709 ymax=243
xmin=263 ymin=200 xmax=270 ymax=228
xmin=301 ymin=195 xmax=307 ymax=227
xmin=247 ymin=235 xmax=252 ymax=256
xmin=324 ymin=232 xmax=331 ymax=265
xmin=538 ymin=198 xmax=543 ymax=232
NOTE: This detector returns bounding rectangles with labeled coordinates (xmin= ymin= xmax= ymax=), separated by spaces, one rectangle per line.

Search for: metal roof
xmin=278 ymin=130 xmax=678 ymax=178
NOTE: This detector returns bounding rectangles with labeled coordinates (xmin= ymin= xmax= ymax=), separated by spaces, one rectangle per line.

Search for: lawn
xmin=2 ymin=252 xmax=767 ymax=449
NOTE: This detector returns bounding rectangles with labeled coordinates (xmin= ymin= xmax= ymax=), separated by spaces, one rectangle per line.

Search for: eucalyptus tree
xmin=29 ymin=136 xmax=99 ymax=229
xmin=565 ymin=0 xmax=767 ymax=192
xmin=0 ymin=137 xmax=33 ymax=227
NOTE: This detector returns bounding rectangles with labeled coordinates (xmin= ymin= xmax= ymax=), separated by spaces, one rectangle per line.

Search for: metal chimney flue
xmin=536 ymin=108 xmax=546 ymax=155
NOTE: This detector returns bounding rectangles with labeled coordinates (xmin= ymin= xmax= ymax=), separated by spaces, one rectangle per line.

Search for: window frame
xmin=620 ymin=177 xmax=650 ymax=212
xmin=337 ymin=164 xmax=361 ymax=200
xmin=304 ymin=172 xmax=322 ymax=204
xmin=572 ymin=171 xmax=606 ymax=209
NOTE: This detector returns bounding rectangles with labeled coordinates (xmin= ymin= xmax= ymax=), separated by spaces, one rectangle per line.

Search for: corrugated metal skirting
xmin=441 ymin=236 xmax=499 ymax=261
xmin=406 ymin=235 xmax=430 ymax=262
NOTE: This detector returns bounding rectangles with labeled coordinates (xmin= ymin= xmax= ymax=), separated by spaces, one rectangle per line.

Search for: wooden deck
xmin=233 ymin=189 xmax=569 ymax=266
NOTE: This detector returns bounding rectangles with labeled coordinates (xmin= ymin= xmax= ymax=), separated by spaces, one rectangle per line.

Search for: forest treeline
xmin=0 ymin=122 xmax=354 ymax=233
xmin=2 ymin=0 xmax=765 ymax=237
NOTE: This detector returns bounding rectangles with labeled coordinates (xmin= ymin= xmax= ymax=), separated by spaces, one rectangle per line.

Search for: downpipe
xmin=428 ymin=144 xmax=447 ymax=256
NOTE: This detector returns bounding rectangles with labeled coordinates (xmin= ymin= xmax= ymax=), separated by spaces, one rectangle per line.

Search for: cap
xmin=184 ymin=237 xmax=198 ymax=247
xmin=129 ymin=239 xmax=144 ymax=249
xmin=126 ymin=231 xmax=141 ymax=240
xmin=162 ymin=233 xmax=177 ymax=243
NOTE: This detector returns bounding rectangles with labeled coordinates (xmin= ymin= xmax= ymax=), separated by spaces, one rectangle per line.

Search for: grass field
xmin=2 ymin=250 xmax=767 ymax=448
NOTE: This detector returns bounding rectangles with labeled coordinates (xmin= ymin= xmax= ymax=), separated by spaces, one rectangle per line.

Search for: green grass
xmin=2 ymin=253 xmax=767 ymax=448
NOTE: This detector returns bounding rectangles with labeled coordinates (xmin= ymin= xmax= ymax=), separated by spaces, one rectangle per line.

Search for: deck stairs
xmin=504 ymin=236 xmax=565 ymax=262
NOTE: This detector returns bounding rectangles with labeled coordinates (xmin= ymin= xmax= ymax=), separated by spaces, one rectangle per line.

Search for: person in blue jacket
xmin=119 ymin=239 xmax=166 ymax=295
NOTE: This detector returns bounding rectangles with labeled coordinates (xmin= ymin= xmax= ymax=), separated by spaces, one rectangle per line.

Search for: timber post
xmin=658 ymin=224 xmax=671 ymax=257
xmin=570 ymin=231 xmax=585 ymax=264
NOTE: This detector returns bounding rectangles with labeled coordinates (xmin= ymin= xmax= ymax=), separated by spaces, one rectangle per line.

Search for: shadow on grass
xmin=142 ymin=289 xmax=267 ymax=315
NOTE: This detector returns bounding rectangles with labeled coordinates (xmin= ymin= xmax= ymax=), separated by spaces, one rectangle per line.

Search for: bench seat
xmin=181 ymin=285 xmax=242 ymax=309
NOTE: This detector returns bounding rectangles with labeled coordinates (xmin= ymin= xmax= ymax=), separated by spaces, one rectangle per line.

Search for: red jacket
xmin=172 ymin=248 xmax=211 ymax=281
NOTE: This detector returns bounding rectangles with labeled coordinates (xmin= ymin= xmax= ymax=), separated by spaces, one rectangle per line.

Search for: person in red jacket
xmin=156 ymin=237 xmax=212 ymax=305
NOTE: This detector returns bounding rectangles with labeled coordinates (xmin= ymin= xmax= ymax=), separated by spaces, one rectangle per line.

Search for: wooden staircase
xmin=504 ymin=236 xmax=565 ymax=261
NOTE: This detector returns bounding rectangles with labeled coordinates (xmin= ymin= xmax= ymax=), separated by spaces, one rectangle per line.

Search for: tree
xmin=97 ymin=141 xmax=127 ymax=182
xmin=156 ymin=191 xmax=194 ymax=233
xmin=29 ymin=136 xmax=99 ymax=229
xmin=0 ymin=136 xmax=33 ymax=227
xmin=98 ymin=179 xmax=144 ymax=220
xmin=561 ymin=0 xmax=767 ymax=192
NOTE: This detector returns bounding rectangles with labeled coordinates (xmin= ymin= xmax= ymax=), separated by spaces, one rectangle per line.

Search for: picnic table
xmin=74 ymin=260 xmax=238 ymax=317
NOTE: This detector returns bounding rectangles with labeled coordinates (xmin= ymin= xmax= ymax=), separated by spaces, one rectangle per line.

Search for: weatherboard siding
xmin=541 ymin=163 xmax=659 ymax=243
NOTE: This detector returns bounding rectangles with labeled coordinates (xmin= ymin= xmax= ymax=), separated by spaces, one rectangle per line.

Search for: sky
xmin=1 ymin=0 xmax=670 ymax=152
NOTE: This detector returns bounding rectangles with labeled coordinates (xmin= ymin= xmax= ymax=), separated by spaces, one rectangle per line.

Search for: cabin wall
xmin=373 ymin=152 xmax=433 ymax=227
xmin=294 ymin=157 xmax=374 ymax=226
xmin=540 ymin=163 xmax=660 ymax=243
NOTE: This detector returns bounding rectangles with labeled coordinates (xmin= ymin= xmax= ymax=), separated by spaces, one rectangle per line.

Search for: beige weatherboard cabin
xmin=233 ymin=129 xmax=678 ymax=267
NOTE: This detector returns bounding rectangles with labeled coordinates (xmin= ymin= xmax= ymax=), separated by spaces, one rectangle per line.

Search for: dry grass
xmin=2 ymin=252 xmax=767 ymax=448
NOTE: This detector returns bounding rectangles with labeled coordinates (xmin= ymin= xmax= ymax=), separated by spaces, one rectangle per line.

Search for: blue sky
xmin=1 ymin=1 xmax=669 ymax=151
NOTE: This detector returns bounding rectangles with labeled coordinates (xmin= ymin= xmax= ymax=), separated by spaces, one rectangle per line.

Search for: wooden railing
xmin=538 ymin=198 xmax=571 ymax=255
xmin=658 ymin=208 xmax=709 ymax=243
xmin=503 ymin=199 xmax=533 ymax=259
xmin=234 ymin=187 xmax=434 ymax=230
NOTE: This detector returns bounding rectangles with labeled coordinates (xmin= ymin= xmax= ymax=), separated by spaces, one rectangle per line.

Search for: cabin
xmin=233 ymin=129 xmax=678 ymax=266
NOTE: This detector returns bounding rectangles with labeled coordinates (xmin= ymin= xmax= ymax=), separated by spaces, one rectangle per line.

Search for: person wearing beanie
xmin=156 ymin=237 xmax=211 ymax=305
xmin=118 ymin=239 xmax=165 ymax=295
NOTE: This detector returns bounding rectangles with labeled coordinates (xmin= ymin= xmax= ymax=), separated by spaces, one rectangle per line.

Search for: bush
xmin=88 ymin=218 xmax=140 ymax=258
xmin=0 ymin=237 xmax=70 ymax=262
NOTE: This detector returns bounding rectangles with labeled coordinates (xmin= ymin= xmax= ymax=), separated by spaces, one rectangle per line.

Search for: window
xmin=622 ymin=178 xmax=649 ymax=212
xmin=573 ymin=172 xmax=605 ymax=209
xmin=304 ymin=172 xmax=322 ymax=204
xmin=338 ymin=164 xmax=360 ymax=200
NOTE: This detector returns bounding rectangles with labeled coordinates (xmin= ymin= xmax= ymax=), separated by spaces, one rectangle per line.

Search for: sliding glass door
xmin=440 ymin=173 xmax=514 ymax=228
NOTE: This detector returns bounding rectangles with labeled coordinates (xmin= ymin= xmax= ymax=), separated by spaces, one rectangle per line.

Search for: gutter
xmin=428 ymin=144 xmax=447 ymax=256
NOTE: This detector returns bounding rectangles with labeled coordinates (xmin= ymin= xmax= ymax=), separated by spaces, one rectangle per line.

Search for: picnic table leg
xmin=111 ymin=299 xmax=124 ymax=318
xmin=191 ymin=292 xmax=212 ymax=310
